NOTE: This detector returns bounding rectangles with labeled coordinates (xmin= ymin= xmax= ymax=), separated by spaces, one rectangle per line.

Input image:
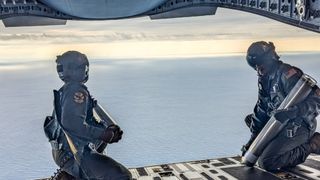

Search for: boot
xmin=309 ymin=132 xmax=320 ymax=154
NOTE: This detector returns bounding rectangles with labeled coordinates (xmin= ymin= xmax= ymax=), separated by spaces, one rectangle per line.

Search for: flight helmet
xmin=56 ymin=51 xmax=89 ymax=83
xmin=246 ymin=41 xmax=280 ymax=76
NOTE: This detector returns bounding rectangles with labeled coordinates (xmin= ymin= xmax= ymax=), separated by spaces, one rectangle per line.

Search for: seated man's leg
xmin=258 ymin=123 xmax=312 ymax=171
xmin=80 ymin=149 xmax=132 ymax=180
xmin=61 ymin=159 xmax=80 ymax=179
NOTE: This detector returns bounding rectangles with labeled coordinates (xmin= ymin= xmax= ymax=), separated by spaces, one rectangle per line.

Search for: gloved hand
xmin=92 ymin=98 xmax=98 ymax=107
xmin=244 ymin=114 xmax=253 ymax=129
xmin=109 ymin=125 xmax=123 ymax=143
xmin=274 ymin=106 xmax=299 ymax=123
xmin=100 ymin=125 xmax=123 ymax=144
xmin=241 ymin=134 xmax=257 ymax=156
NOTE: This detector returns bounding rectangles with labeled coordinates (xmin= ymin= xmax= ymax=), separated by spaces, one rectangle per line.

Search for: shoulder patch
xmin=285 ymin=68 xmax=297 ymax=79
xmin=74 ymin=92 xmax=85 ymax=104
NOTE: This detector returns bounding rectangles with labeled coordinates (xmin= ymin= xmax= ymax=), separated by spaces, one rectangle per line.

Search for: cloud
xmin=0 ymin=8 xmax=318 ymax=60
xmin=0 ymin=31 xmax=255 ymax=44
xmin=0 ymin=8 xmax=317 ymax=45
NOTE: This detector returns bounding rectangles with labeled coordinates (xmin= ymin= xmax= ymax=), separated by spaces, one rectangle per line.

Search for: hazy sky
xmin=0 ymin=8 xmax=319 ymax=61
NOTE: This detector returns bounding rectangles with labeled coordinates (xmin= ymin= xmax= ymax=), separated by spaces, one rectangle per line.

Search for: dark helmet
xmin=56 ymin=51 xmax=89 ymax=83
xmin=246 ymin=41 xmax=280 ymax=75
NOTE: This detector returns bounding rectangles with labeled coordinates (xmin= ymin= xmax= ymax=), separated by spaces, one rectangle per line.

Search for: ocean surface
xmin=0 ymin=53 xmax=319 ymax=179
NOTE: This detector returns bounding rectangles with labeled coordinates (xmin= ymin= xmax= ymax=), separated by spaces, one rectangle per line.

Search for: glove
xmin=100 ymin=125 xmax=123 ymax=144
xmin=244 ymin=114 xmax=253 ymax=129
xmin=109 ymin=125 xmax=123 ymax=143
xmin=241 ymin=134 xmax=257 ymax=156
xmin=92 ymin=99 xmax=98 ymax=107
xmin=274 ymin=106 xmax=299 ymax=123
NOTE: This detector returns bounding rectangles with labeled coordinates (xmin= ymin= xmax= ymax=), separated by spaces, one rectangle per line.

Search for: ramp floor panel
xmin=129 ymin=155 xmax=320 ymax=180
xmin=38 ymin=154 xmax=320 ymax=180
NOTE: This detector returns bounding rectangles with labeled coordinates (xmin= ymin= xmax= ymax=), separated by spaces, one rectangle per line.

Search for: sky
xmin=0 ymin=8 xmax=319 ymax=61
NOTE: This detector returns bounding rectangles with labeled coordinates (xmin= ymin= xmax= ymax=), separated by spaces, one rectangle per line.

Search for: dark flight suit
xmin=246 ymin=61 xmax=320 ymax=171
xmin=47 ymin=82 xmax=131 ymax=179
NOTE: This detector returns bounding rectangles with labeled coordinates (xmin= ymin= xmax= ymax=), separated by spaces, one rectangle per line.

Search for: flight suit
xmin=246 ymin=61 xmax=320 ymax=171
xmin=45 ymin=82 xmax=131 ymax=179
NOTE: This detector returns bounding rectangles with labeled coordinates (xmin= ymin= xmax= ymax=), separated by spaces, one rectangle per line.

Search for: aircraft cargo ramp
xmin=39 ymin=103 xmax=320 ymax=180
xmin=128 ymin=155 xmax=320 ymax=180
xmin=39 ymin=154 xmax=320 ymax=180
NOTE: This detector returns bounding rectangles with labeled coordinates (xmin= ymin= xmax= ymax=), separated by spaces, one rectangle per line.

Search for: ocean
xmin=0 ymin=53 xmax=319 ymax=179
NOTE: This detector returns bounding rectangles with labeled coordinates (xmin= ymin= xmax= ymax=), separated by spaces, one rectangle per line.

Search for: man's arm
xmin=61 ymin=85 xmax=105 ymax=141
xmin=275 ymin=66 xmax=320 ymax=121
xmin=281 ymin=66 xmax=320 ymax=117
xmin=296 ymin=87 xmax=320 ymax=118
xmin=242 ymin=92 xmax=269 ymax=155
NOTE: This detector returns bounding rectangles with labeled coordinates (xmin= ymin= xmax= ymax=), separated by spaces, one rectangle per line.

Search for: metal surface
xmin=93 ymin=103 xmax=117 ymax=126
xmin=39 ymin=0 xmax=167 ymax=19
xmin=0 ymin=0 xmax=319 ymax=32
xmin=242 ymin=74 xmax=317 ymax=166
xmin=92 ymin=103 xmax=117 ymax=153
xmin=144 ymin=0 xmax=320 ymax=32
xmin=128 ymin=155 xmax=320 ymax=180
xmin=2 ymin=16 xmax=66 ymax=27
xmin=38 ymin=154 xmax=320 ymax=179
xmin=150 ymin=6 xmax=217 ymax=19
